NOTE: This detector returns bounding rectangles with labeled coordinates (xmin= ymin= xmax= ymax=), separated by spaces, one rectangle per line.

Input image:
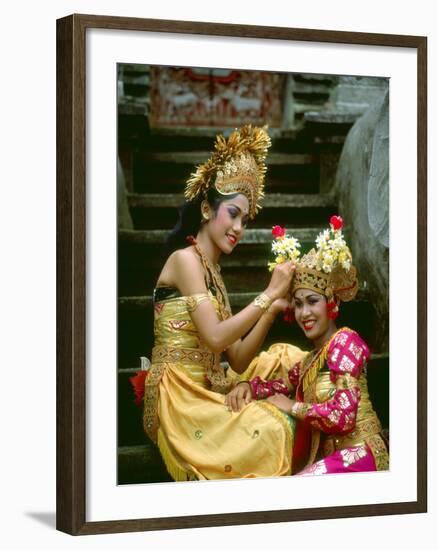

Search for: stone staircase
xmin=117 ymin=125 xmax=389 ymax=485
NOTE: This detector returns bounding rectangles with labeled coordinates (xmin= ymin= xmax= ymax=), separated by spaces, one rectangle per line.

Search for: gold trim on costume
xmin=145 ymin=345 xmax=217 ymax=442
xmin=152 ymin=345 xmax=216 ymax=368
xmin=193 ymin=243 xmax=232 ymax=321
xmin=185 ymin=293 xmax=210 ymax=313
xmin=301 ymin=328 xmax=352 ymax=397
xmin=322 ymin=416 xmax=383 ymax=455
xmin=366 ymin=433 xmax=389 ymax=471
xmin=143 ymin=363 xmax=165 ymax=442
xmin=157 ymin=428 xmax=198 ymax=481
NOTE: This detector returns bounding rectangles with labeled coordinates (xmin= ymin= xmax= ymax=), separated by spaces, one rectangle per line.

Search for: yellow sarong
xmin=143 ymin=290 xmax=305 ymax=480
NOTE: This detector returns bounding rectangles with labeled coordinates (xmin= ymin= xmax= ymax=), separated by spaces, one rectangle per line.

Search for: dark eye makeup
xmin=227 ymin=207 xmax=249 ymax=226
xmin=294 ymin=295 xmax=321 ymax=307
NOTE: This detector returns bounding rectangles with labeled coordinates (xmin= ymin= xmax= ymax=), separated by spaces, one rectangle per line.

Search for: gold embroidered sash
xmin=152 ymin=345 xmax=215 ymax=368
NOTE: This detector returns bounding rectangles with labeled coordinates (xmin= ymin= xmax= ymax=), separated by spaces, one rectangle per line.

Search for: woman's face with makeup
xmin=293 ymin=288 xmax=333 ymax=345
xmin=205 ymin=194 xmax=249 ymax=254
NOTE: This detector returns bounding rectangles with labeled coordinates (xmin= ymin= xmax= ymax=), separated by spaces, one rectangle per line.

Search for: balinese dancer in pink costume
xmin=225 ymin=216 xmax=389 ymax=475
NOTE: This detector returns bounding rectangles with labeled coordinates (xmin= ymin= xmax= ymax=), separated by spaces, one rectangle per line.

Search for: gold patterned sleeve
xmin=184 ymin=293 xmax=210 ymax=313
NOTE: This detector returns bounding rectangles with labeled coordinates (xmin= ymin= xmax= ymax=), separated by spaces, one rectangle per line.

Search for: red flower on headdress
xmin=272 ymin=225 xmax=286 ymax=238
xmin=330 ymin=215 xmax=344 ymax=231
xmin=282 ymin=306 xmax=295 ymax=324
xmin=326 ymin=300 xmax=339 ymax=320
xmin=129 ymin=370 xmax=148 ymax=407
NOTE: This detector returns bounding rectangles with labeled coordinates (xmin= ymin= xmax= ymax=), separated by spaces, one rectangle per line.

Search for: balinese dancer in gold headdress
xmin=137 ymin=126 xmax=305 ymax=480
xmin=226 ymin=216 xmax=389 ymax=474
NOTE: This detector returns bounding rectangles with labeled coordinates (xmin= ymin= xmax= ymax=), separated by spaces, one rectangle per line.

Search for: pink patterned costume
xmin=250 ymin=328 xmax=389 ymax=475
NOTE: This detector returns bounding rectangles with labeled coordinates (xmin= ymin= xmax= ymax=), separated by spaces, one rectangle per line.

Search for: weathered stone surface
xmin=304 ymin=111 xmax=362 ymax=124
xmin=119 ymin=227 xmax=322 ymax=245
xmin=330 ymin=76 xmax=388 ymax=112
xmin=117 ymin=158 xmax=134 ymax=230
xmin=304 ymin=76 xmax=388 ymax=124
xmin=140 ymin=151 xmax=316 ymax=166
xmin=128 ymin=192 xmax=335 ymax=209
xmin=334 ymin=91 xmax=389 ymax=351
xmin=118 ymin=445 xmax=172 ymax=484
xmin=118 ymin=100 xmax=149 ymax=117
xmin=368 ymin=93 xmax=389 ymax=247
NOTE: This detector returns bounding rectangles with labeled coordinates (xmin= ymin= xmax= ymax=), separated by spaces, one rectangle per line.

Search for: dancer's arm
xmin=168 ymin=249 xmax=294 ymax=358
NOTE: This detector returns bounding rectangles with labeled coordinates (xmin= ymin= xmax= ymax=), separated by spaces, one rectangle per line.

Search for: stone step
xmin=141 ymin=126 xmax=319 ymax=154
xmin=117 ymin=291 xmax=379 ymax=376
xmin=132 ymin=152 xmax=320 ymax=194
xmin=118 ymin=227 xmax=327 ymax=296
xmin=128 ymin=192 xmax=335 ymax=208
xmin=294 ymin=73 xmax=338 ymax=84
xmin=118 ymin=352 xmax=389 ymax=455
xmin=139 ymin=151 xmax=317 ymax=166
xmin=118 ymin=444 xmax=172 ymax=484
xmin=293 ymin=82 xmax=333 ymax=95
xmin=127 ymin=193 xmax=337 ymax=229
xmin=148 ymin=126 xmax=295 ymax=139
xmin=118 ymin=99 xmax=149 ymax=117
xmin=118 ymin=226 xmax=353 ymax=296
xmin=119 ymin=226 xmax=322 ymax=245
xmin=119 ymin=288 xmax=370 ymax=309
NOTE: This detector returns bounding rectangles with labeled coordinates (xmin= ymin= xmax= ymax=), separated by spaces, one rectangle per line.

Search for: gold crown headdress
xmin=292 ymin=216 xmax=358 ymax=303
xmin=269 ymin=216 xmax=358 ymax=303
xmin=184 ymin=125 xmax=271 ymax=219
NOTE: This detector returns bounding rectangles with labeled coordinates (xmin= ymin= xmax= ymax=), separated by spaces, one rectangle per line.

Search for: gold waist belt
xmin=322 ymin=415 xmax=383 ymax=456
xmin=152 ymin=345 xmax=216 ymax=368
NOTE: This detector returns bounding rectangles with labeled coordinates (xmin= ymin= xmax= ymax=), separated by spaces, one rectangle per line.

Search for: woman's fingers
xmin=235 ymin=393 xmax=244 ymax=412
xmin=231 ymin=387 xmax=248 ymax=412
xmin=231 ymin=392 xmax=239 ymax=412
xmin=245 ymin=388 xmax=252 ymax=404
xmin=225 ymin=384 xmax=252 ymax=412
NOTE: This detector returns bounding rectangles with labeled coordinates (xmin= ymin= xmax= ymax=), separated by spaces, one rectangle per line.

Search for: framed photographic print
xmin=56 ymin=14 xmax=427 ymax=535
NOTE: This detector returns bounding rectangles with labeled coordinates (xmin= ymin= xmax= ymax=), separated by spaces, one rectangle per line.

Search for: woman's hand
xmin=266 ymin=394 xmax=293 ymax=414
xmin=265 ymin=262 xmax=296 ymax=301
xmin=225 ymin=382 xmax=252 ymax=412
xmin=267 ymin=297 xmax=292 ymax=316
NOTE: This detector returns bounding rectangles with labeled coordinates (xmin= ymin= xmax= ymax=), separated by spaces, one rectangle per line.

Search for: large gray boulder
xmin=334 ymin=90 xmax=389 ymax=351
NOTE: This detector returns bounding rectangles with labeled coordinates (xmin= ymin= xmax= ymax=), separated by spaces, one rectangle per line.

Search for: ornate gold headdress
xmin=268 ymin=216 xmax=358 ymax=304
xmin=184 ymin=125 xmax=271 ymax=219
xmin=291 ymin=216 xmax=358 ymax=304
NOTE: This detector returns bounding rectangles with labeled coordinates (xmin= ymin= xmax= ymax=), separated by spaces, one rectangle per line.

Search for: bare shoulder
xmin=158 ymin=247 xmax=206 ymax=294
xmin=169 ymin=247 xmax=201 ymax=271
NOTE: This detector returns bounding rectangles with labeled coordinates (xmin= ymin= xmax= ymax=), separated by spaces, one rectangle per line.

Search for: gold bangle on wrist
xmin=253 ymin=292 xmax=272 ymax=311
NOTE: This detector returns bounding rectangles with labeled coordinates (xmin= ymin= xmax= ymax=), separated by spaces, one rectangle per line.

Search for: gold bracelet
xmin=253 ymin=292 xmax=272 ymax=311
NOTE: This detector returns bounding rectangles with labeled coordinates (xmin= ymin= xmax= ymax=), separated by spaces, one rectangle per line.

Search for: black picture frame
xmin=56 ymin=13 xmax=427 ymax=535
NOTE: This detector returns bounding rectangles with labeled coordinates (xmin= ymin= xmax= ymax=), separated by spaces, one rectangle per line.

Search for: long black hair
xmin=163 ymin=188 xmax=240 ymax=259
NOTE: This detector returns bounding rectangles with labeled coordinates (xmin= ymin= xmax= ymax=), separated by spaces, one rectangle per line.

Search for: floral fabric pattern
xmin=327 ymin=330 xmax=370 ymax=382
xmin=247 ymin=329 xmax=388 ymax=475
xmin=296 ymin=444 xmax=376 ymax=476
xmin=304 ymin=384 xmax=360 ymax=434
xmin=250 ymin=376 xmax=290 ymax=400
xmin=288 ymin=362 xmax=301 ymax=387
